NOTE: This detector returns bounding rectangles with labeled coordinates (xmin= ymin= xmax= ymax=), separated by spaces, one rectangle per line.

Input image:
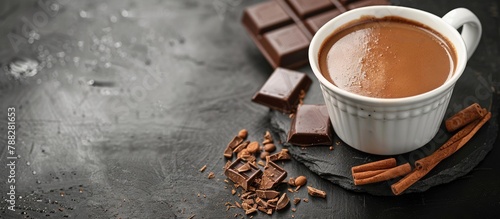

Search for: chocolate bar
xmin=225 ymin=158 xmax=263 ymax=191
xmin=260 ymin=161 xmax=287 ymax=190
xmin=252 ymin=68 xmax=311 ymax=113
xmin=287 ymin=104 xmax=333 ymax=146
xmin=242 ymin=0 xmax=390 ymax=69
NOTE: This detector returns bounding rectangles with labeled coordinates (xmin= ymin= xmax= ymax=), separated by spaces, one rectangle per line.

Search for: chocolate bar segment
xmin=252 ymin=68 xmax=312 ymax=113
xmin=287 ymin=104 xmax=333 ymax=146
xmin=242 ymin=1 xmax=292 ymax=35
xmin=225 ymin=158 xmax=262 ymax=190
xmin=262 ymin=25 xmax=310 ymax=68
xmin=242 ymin=0 xmax=390 ymax=69
xmin=287 ymin=0 xmax=335 ymax=19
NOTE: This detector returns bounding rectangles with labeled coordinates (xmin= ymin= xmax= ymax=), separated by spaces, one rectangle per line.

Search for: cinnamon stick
xmin=391 ymin=161 xmax=439 ymax=195
xmin=351 ymin=158 xmax=396 ymax=175
xmin=354 ymin=163 xmax=412 ymax=185
xmin=445 ymin=103 xmax=485 ymax=132
xmin=416 ymin=112 xmax=491 ymax=170
xmin=391 ymin=112 xmax=491 ymax=195
xmin=352 ymin=169 xmax=388 ymax=180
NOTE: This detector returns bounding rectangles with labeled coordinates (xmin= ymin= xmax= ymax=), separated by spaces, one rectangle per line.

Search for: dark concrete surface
xmin=0 ymin=0 xmax=499 ymax=218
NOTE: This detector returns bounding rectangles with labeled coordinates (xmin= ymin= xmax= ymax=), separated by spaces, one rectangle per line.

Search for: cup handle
xmin=442 ymin=8 xmax=482 ymax=60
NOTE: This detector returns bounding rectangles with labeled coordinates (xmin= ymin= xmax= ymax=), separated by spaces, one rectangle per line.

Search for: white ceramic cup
xmin=309 ymin=6 xmax=482 ymax=155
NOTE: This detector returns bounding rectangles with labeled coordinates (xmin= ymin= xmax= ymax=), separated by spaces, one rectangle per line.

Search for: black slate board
xmin=270 ymin=67 xmax=499 ymax=196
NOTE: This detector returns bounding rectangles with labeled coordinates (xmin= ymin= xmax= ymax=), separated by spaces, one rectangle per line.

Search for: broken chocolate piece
xmin=307 ymin=186 xmax=327 ymax=198
xmin=255 ymin=190 xmax=280 ymax=199
xmin=276 ymin=193 xmax=290 ymax=211
xmin=233 ymin=141 xmax=250 ymax=154
xmin=288 ymin=104 xmax=333 ymax=146
xmin=293 ymin=198 xmax=301 ymax=205
xmin=257 ymin=206 xmax=268 ymax=214
xmin=255 ymin=197 xmax=268 ymax=208
xmin=252 ymin=68 xmax=312 ymax=113
xmin=223 ymin=145 xmax=233 ymax=159
xmin=225 ymin=158 xmax=262 ymax=191
xmin=245 ymin=208 xmax=257 ymax=215
xmin=260 ymin=161 xmax=288 ymax=190
xmin=227 ymin=136 xmax=244 ymax=150
xmin=243 ymin=198 xmax=255 ymax=205
xmin=268 ymin=149 xmax=291 ymax=161
xmin=267 ymin=197 xmax=278 ymax=209
xmin=242 ymin=0 xmax=390 ymax=68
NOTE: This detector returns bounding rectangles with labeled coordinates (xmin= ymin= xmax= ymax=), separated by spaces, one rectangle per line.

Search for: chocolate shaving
xmin=199 ymin=165 xmax=207 ymax=172
xmin=237 ymin=163 xmax=251 ymax=173
xmin=307 ymin=186 xmax=326 ymax=198
xmin=257 ymin=161 xmax=265 ymax=167
xmin=293 ymin=198 xmax=301 ymax=205
xmin=266 ymin=208 xmax=273 ymax=215
xmin=264 ymin=131 xmax=273 ymax=142
xmin=207 ymin=172 xmax=215 ymax=179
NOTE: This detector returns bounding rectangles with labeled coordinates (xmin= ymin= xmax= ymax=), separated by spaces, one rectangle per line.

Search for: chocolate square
xmin=287 ymin=104 xmax=333 ymax=146
xmin=252 ymin=68 xmax=312 ymax=114
xmin=260 ymin=161 xmax=287 ymax=190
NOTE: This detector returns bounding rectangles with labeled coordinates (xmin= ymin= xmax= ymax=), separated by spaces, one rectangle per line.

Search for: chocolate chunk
xmin=260 ymin=161 xmax=287 ymax=190
xmin=227 ymin=136 xmax=244 ymax=150
xmin=287 ymin=104 xmax=333 ymax=146
xmin=255 ymin=190 xmax=280 ymax=199
xmin=223 ymin=146 xmax=233 ymax=159
xmin=224 ymin=158 xmax=262 ymax=191
xmin=276 ymin=193 xmax=290 ymax=211
xmin=252 ymin=68 xmax=312 ymax=114
xmin=242 ymin=0 xmax=390 ymax=68
xmin=268 ymin=149 xmax=291 ymax=161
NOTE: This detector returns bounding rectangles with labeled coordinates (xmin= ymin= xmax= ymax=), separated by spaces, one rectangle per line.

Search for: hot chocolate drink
xmin=319 ymin=16 xmax=457 ymax=98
